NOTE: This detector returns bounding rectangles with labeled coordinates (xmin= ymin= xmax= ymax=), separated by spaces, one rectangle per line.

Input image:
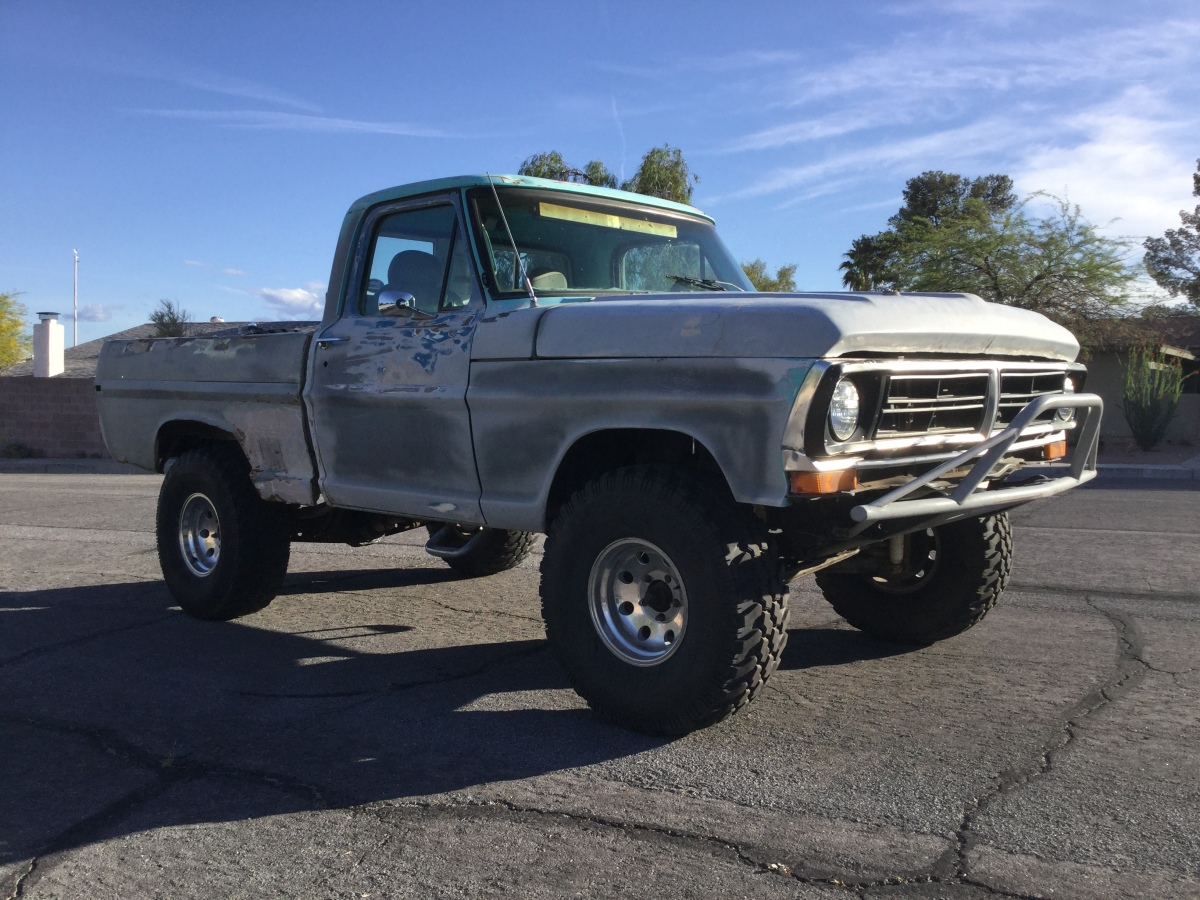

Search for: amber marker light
xmin=1043 ymin=440 xmax=1068 ymax=461
xmin=789 ymin=468 xmax=858 ymax=495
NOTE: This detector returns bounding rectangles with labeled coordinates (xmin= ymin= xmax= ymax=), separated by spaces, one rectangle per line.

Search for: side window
xmin=359 ymin=204 xmax=469 ymax=316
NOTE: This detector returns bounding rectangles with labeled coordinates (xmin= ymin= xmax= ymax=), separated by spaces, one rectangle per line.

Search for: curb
xmin=0 ymin=459 xmax=151 ymax=475
xmin=1096 ymin=461 xmax=1199 ymax=482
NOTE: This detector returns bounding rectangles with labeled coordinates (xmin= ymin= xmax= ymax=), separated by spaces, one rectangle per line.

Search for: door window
xmin=360 ymin=204 xmax=469 ymax=316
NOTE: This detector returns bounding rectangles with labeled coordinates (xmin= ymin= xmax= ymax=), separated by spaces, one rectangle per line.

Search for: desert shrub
xmin=1121 ymin=345 xmax=1184 ymax=450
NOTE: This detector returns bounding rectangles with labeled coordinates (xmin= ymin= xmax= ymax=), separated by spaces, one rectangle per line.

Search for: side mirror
xmin=378 ymin=290 xmax=435 ymax=321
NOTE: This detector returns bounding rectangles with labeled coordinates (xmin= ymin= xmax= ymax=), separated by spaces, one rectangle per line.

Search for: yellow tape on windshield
xmin=538 ymin=202 xmax=677 ymax=238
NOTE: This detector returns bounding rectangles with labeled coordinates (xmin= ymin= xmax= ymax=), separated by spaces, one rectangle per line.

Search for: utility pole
xmin=72 ymin=249 xmax=79 ymax=347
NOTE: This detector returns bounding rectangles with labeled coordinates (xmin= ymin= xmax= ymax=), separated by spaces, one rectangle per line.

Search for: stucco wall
xmin=0 ymin=376 xmax=108 ymax=457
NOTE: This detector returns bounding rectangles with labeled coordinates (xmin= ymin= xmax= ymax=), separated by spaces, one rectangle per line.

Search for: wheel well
xmin=155 ymin=420 xmax=243 ymax=472
xmin=545 ymin=429 xmax=729 ymax=527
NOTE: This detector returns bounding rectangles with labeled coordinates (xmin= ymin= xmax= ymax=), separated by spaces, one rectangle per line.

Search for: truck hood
xmin=532 ymin=291 xmax=1080 ymax=362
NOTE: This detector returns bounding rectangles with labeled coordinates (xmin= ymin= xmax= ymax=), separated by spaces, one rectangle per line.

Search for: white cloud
xmin=132 ymin=109 xmax=451 ymax=137
xmin=77 ymin=304 xmax=112 ymax=322
xmin=221 ymin=267 xmax=247 ymax=276
xmin=720 ymin=118 xmax=1026 ymax=202
xmin=183 ymin=259 xmax=205 ymax=267
xmin=1013 ymin=89 xmax=1198 ymax=241
xmin=257 ymin=286 xmax=324 ymax=319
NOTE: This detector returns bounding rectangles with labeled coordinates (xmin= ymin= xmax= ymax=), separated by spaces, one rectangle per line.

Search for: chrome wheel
xmin=588 ymin=538 xmax=687 ymax=666
xmin=178 ymin=492 xmax=221 ymax=577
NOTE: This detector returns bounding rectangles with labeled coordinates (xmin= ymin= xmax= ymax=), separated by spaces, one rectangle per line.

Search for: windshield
xmin=468 ymin=187 xmax=752 ymax=298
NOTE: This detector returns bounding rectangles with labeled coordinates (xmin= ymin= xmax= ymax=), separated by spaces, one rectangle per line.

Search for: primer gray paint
xmin=533 ymin=293 xmax=1080 ymax=362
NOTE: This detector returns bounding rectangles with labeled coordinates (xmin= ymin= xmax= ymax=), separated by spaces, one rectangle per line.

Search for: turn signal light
xmin=789 ymin=468 xmax=858 ymax=495
xmin=1043 ymin=440 xmax=1068 ymax=461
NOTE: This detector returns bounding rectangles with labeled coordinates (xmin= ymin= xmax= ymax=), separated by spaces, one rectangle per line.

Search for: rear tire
xmin=156 ymin=445 xmax=291 ymax=621
xmin=815 ymin=513 xmax=1012 ymax=644
xmin=425 ymin=524 xmax=536 ymax=577
xmin=540 ymin=465 xmax=789 ymax=736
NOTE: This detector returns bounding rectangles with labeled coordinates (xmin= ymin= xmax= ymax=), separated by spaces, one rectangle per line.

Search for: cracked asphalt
xmin=1 ymin=473 xmax=1197 ymax=899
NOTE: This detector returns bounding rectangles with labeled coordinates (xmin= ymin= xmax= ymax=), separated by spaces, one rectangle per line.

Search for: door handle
xmin=316 ymin=337 xmax=348 ymax=348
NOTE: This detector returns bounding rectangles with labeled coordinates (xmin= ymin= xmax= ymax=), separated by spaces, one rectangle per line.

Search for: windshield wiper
xmin=666 ymin=274 xmax=743 ymax=292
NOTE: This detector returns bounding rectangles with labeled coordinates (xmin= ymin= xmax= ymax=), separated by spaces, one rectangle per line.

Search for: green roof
xmin=348 ymin=174 xmax=713 ymax=223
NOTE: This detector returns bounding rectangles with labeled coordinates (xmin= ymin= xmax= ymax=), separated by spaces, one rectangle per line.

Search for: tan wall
xmin=0 ymin=376 xmax=108 ymax=458
xmin=1086 ymin=351 xmax=1200 ymax=445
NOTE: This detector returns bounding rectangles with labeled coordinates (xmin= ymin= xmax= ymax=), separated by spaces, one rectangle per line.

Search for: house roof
xmin=0 ymin=322 xmax=249 ymax=378
xmin=1143 ymin=314 xmax=1200 ymax=351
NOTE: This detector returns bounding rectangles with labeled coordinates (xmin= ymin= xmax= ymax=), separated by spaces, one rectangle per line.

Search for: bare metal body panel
xmin=96 ymin=330 xmax=317 ymax=505
xmin=532 ymin=293 xmax=1080 ymax=361
xmin=467 ymin=357 xmax=814 ymax=531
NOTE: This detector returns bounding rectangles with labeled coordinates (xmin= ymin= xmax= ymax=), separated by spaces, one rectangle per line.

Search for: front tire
xmin=540 ymin=466 xmax=789 ymax=736
xmin=156 ymin=445 xmax=291 ymax=621
xmin=815 ymin=513 xmax=1012 ymax=644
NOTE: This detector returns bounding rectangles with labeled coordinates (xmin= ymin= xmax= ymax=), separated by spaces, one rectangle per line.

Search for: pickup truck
xmin=97 ymin=174 xmax=1103 ymax=735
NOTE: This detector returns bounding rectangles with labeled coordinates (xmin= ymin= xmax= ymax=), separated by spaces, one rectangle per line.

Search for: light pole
xmin=72 ymin=249 xmax=79 ymax=347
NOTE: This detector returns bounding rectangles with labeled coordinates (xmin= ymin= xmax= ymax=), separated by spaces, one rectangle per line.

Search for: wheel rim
xmin=588 ymin=538 xmax=687 ymax=667
xmin=870 ymin=528 xmax=939 ymax=594
xmin=178 ymin=492 xmax=221 ymax=577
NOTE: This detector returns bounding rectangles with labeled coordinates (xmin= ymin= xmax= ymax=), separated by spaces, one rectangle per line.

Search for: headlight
xmin=829 ymin=378 xmax=861 ymax=442
xmin=1054 ymin=377 xmax=1076 ymax=424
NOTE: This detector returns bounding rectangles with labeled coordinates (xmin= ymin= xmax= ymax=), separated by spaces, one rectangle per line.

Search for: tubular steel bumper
xmin=848 ymin=392 xmax=1103 ymax=535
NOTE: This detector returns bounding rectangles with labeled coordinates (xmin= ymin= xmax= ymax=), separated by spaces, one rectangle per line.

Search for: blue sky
xmin=2 ymin=0 xmax=1198 ymax=344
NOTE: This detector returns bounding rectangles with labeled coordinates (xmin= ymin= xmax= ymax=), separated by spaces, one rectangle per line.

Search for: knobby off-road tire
xmin=156 ymin=445 xmax=291 ymax=621
xmin=540 ymin=465 xmax=789 ymax=736
xmin=815 ymin=512 xmax=1013 ymax=644
xmin=425 ymin=524 xmax=537 ymax=577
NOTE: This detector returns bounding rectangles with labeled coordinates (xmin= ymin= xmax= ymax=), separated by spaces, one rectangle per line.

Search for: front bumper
xmin=846 ymin=392 xmax=1103 ymax=536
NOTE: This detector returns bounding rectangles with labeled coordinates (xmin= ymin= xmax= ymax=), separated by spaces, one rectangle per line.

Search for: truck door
xmin=305 ymin=196 xmax=485 ymax=523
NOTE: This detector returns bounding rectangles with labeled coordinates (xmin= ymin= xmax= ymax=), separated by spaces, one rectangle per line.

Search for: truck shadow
xmin=0 ymin=574 xmax=648 ymax=868
xmin=779 ymin=627 xmax=914 ymax=670
xmin=0 ymin=572 xmax=907 ymax=869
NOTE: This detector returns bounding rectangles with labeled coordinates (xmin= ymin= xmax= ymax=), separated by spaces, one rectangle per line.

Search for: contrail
xmin=611 ymin=95 xmax=627 ymax=182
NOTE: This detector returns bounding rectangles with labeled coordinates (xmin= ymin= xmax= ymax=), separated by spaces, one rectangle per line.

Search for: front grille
xmin=996 ymin=371 xmax=1068 ymax=425
xmin=877 ymin=373 xmax=990 ymax=437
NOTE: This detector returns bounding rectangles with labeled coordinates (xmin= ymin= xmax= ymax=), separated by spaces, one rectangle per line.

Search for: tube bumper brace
xmin=847 ymin=392 xmax=1103 ymax=536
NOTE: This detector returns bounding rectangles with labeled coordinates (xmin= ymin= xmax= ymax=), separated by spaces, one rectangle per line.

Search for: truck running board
xmin=424 ymin=524 xmax=488 ymax=560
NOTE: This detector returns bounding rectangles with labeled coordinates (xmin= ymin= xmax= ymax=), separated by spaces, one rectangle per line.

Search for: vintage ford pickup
xmin=97 ymin=174 xmax=1102 ymax=734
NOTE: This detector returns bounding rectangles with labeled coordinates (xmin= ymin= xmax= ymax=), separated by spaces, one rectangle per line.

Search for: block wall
xmin=0 ymin=377 xmax=108 ymax=458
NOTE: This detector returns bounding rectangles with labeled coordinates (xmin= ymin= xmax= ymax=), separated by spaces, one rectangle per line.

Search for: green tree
xmin=518 ymin=152 xmax=616 ymax=189
xmin=1143 ymin=158 xmax=1200 ymax=304
xmin=0 ymin=291 xmax=32 ymax=369
xmin=149 ymin=299 xmax=191 ymax=337
xmin=742 ymin=259 xmax=798 ymax=292
xmin=518 ymin=144 xmax=696 ymax=203
xmin=620 ymin=144 xmax=697 ymax=204
xmin=840 ymin=172 xmax=1135 ymax=345
xmin=841 ymin=171 xmax=1017 ymax=291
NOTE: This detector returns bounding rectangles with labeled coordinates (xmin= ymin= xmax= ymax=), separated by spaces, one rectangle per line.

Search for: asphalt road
xmin=1 ymin=474 xmax=1197 ymax=899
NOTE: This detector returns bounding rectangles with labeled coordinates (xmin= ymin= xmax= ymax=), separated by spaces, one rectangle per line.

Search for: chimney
xmin=33 ymin=312 xmax=65 ymax=378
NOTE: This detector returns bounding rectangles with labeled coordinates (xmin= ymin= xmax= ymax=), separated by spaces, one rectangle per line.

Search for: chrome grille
xmin=877 ymin=373 xmax=990 ymax=437
xmin=996 ymin=371 xmax=1068 ymax=425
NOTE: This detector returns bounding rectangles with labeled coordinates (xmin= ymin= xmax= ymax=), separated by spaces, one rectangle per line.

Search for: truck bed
xmin=96 ymin=324 xmax=319 ymax=504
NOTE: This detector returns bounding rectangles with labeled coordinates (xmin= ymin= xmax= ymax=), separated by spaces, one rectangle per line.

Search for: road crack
xmin=936 ymin=594 xmax=1150 ymax=891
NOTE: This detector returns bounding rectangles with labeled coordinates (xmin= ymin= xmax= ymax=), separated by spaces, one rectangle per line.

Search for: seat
xmin=528 ymin=267 xmax=568 ymax=291
xmin=385 ymin=250 xmax=443 ymax=314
